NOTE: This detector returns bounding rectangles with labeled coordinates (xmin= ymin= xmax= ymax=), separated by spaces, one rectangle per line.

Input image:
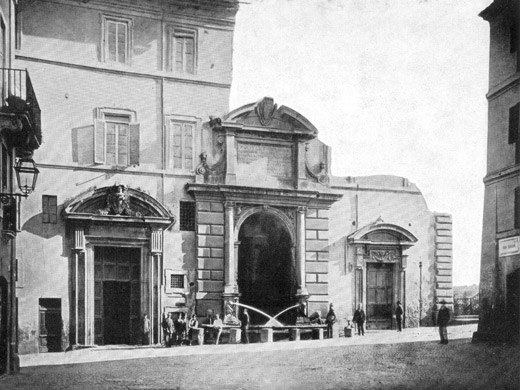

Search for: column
xmin=72 ymin=226 xmax=86 ymax=345
xmin=296 ymin=206 xmax=309 ymax=298
xmin=150 ymin=229 xmax=163 ymax=345
xmin=224 ymin=201 xmax=236 ymax=294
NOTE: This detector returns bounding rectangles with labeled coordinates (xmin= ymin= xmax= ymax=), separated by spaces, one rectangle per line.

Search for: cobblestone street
xmin=1 ymin=327 xmax=518 ymax=390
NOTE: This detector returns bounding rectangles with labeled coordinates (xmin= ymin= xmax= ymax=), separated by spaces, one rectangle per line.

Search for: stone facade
xmin=474 ymin=0 xmax=520 ymax=342
xmin=11 ymin=0 xmax=452 ymax=355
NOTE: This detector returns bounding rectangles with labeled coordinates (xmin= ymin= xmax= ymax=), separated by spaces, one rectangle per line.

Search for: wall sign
xmin=498 ymin=236 xmax=520 ymax=257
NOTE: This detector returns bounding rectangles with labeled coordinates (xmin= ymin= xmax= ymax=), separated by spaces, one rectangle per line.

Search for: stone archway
xmin=237 ymin=211 xmax=297 ymax=324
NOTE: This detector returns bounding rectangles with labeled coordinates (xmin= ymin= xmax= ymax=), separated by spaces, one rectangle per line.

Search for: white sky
xmin=230 ymin=0 xmax=491 ymax=286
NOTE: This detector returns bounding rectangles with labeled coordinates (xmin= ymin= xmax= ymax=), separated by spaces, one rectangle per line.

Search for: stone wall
xmin=305 ymin=208 xmax=330 ymax=314
xmin=434 ymin=213 xmax=454 ymax=314
xmin=195 ymin=201 xmax=225 ymax=316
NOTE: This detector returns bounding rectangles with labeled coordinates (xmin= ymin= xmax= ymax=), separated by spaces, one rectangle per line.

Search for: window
xmin=514 ymin=187 xmax=520 ymax=229
xmin=171 ymin=29 xmax=196 ymax=74
xmin=170 ymin=274 xmax=184 ymax=289
xmin=1 ymin=143 xmax=10 ymax=192
xmin=167 ymin=119 xmax=194 ymax=170
xmin=511 ymin=23 xmax=518 ymax=54
xmin=42 ymin=195 xmax=57 ymax=224
xmin=180 ymin=201 xmax=195 ymax=231
xmin=103 ymin=17 xmax=131 ymax=64
xmin=164 ymin=270 xmax=187 ymax=294
xmin=72 ymin=109 xmax=140 ymax=167
xmin=509 ymin=103 xmax=520 ymax=164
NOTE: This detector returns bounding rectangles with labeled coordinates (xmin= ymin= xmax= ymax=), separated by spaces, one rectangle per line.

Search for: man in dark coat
xmin=437 ymin=300 xmax=450 ymax=344
xmin=353 ymin=303 xmax=366 ymax=336
xmin=395 ymin=301 xmax=404 ymax=332
xmin=325 ymin=303 xmax=337 ymax=338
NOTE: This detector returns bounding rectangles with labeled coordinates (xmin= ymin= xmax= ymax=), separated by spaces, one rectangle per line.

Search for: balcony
xmin=0 ymin=68 xmax=41 ymax=156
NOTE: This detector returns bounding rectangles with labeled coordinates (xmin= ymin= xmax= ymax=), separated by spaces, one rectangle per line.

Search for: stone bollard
xmin=229 ymin=328 xmax=242 ymax=344
xmin=260 ymin=328 xmax=273 ymax=343
xmin=290 ymin=328 xmax=301 ymax=341
xmin=191 ymin=328 xmax=204 ymax=345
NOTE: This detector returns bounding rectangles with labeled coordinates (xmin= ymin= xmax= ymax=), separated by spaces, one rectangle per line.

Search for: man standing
xmin=163 ymin=313 xmax=173 ymax=347
xmin=142 ymin=314 xmax=151 ymax=345
xmin=395 ymin=301 xmax=404 ymax=332
xmin=353 ymin=303 xmax=366 ymax=336
xmin=240 ymin=308 xmax=250 ymax=344
xmin=437 ymin=300 xmax=450 ymax=344
xmin=325 ymin=303 xmax=337 ymax=338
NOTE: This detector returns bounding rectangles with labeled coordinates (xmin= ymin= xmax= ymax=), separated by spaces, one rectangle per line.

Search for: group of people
xmin=142 ymin=300 xmax=451 ymax=345
xmin=160 ymin=312 xmax=199 ymax=347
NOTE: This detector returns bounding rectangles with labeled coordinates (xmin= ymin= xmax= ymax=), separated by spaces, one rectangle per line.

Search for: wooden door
xmin=367 ymin=263 xmax=393 ymax=329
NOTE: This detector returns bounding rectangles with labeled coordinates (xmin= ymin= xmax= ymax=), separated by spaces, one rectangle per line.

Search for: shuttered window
xmin=167 ymin=120 xmax=194 ymax=170
xmin=42 ymin=195 xmax=57 ymax=224
xmin=515 ymin=187 xmax=520 ymax=230
xmin=104 ymin=18 xmax=130 ymax=64
xmin=172 ymin=29 xmax=196 ymax=74
xmin=72 ymin=112 xmax=139 ymax=167
xmin=509 ymin=103 xmax=520 ymax=164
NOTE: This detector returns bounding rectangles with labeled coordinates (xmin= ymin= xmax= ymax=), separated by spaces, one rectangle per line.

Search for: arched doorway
xmin=238 ymin=212 xmax=296 ymax=324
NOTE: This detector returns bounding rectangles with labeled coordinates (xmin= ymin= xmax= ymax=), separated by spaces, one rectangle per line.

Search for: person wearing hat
xmin=437 ymin=299 xmax=450 ymax=344
xmin=395 ymin=301 xmax=404 ymax=332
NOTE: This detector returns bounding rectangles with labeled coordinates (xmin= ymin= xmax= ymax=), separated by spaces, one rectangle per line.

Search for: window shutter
xmin=94 ymin=119 xmax=106 ymax=164
xmin=72 ymin=125 xmax=95 ymax=165
xmin=129 ymin=122 xmax=140 ymax=166
xmin=509 ymin=103 xmax=520 ymax=145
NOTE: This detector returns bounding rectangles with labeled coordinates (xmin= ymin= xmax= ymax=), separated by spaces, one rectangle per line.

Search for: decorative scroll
xmin=370 ymin=249 xmax=400 ymax=263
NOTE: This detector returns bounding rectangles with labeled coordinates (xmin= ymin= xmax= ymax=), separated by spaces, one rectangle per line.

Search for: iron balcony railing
xmin=454 ymin=293 xmax=480 ymax=316
xmin=0 ymin=68 xmax=42 ymax=149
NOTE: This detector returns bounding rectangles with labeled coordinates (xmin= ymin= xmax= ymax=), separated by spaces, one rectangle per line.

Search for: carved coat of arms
xmin=99 ymin=185 xmax=140 ymax=216
xmin=370 ymin=249 xmax=400 ymax=263
xmin=255 ymin=97 xmax=277 ymax=126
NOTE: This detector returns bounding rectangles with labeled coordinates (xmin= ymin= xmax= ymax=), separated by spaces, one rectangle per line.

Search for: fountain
xmin=230 ymin=301 xmax=284 ymax=327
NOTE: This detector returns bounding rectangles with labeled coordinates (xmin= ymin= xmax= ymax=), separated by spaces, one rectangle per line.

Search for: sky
xmin=229 ymin=0 xmax=491 ymax=286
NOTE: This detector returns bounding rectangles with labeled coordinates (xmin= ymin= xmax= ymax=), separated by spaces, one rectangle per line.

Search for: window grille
xmin=170 ymin=274 xmax=184 ymax=289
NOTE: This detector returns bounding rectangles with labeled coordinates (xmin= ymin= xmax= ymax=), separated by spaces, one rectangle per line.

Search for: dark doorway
xmin=94 ymin=246 xmax=140 ymax=345
xmin=38 ymin=298 xmax=62 ymax=352
xmin=0 ymin=277 xmax=7 ymax=373
xmin=507 ymin=268 xmax=520 ymax=343
xmin=366 ymin=263 xmax=394 ymax=329
xmin=238 ymin=212 xmax=296 ymax=325
xmin=103 ymin=281 xmax=131 ymax=344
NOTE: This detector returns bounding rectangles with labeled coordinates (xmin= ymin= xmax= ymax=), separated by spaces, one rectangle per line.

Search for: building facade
xmin=475 ymin=0 xmax=519 ymax=343
xmin=0 ymin=0 xmax=42 ymax=374
xmin=12 ymin=0 xmax=452 ymax=355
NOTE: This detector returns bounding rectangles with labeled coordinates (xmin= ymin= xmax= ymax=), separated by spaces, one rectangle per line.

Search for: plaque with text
xmin=237 ymin=142 xmax=293 ymax=178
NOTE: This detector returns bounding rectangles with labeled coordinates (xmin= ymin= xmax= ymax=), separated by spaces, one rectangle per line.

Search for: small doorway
xmin=366 ymin=263 xmax=394 ymax=329
xmin=38 ymin=298 xmax=62 ymax=352
xmin=506 ymin=268 xmax=520 ymax=343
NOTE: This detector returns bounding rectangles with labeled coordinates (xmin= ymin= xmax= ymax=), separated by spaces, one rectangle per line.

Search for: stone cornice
xmin=483 ymin=164 xmax=520 ymax=185
xmin=15 ymin=55 xmax=232 ymax=89
xmin=186 ymin=183 xmax=343 ymax=208
xmin=486 ymin=72 xmax=520 ymax=101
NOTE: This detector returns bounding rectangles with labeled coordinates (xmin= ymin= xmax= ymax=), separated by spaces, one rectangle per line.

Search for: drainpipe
xmin=419 ymin=261 xmax=423 ymax=326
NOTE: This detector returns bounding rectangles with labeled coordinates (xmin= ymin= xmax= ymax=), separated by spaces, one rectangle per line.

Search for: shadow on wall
xmin=22 ymin=206 xmax=68 ymax=257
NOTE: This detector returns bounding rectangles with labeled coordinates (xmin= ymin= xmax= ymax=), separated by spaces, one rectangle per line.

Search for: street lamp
xmin=0 ymin=157 xmax=39 ymax=204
